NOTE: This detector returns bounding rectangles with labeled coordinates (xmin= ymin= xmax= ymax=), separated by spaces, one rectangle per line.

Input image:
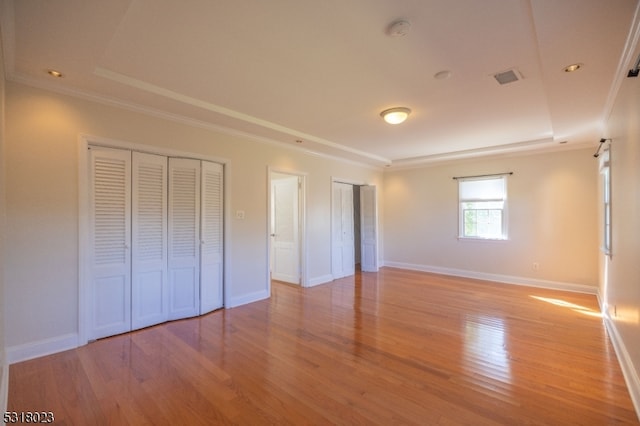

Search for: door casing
xmin=268 ymin=169 xmax=306 ymax=287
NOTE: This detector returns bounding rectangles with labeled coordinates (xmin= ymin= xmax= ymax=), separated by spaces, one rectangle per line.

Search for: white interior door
xmin=132 ymin=152 xmax=168 ymax=330
xmin=271 ymin=175 xmax=300 ymax=284
xmin=168 ymin=158 xmax=201 ymax=320
xmin=200 ymin=161 xmax=224 ymax=314
xmin=89 ymin=147 xmax=132 ymax=340
xmin=331 ymin=181 xmax=355 ymax=279
xmin=360 ymin=185 xmax=379 ymax=272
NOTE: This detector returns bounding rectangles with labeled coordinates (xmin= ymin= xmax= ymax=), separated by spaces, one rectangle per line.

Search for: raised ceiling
xmin=1 ymin=0 xmax=639 ymax=167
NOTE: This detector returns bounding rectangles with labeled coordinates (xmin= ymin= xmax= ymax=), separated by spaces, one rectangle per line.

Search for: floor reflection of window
xmin=463 ymin=315 xmax=511 ymax=383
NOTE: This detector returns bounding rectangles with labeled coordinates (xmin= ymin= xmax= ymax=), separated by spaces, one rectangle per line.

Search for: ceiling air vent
xmin=493 ymin=68 xmax=523 ymax=85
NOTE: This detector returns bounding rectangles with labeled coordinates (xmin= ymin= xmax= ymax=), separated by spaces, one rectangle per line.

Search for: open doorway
xmin=269 ymin=171 xmax=305 ymax=286
xmin=331 ymin=180 xmax=378 ymax=280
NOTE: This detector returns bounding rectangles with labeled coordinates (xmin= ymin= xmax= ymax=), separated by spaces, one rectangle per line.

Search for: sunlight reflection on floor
xmin=529 ymin=295 xmax=602 ymax=318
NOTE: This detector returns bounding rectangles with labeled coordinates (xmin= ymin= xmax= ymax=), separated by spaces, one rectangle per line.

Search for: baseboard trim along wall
xmin=383 ymin=261 xmax=597 ymax=294
xmin=603 ymin=314 xmax=640 ymax=421
xmin=3 ymin=265 xmax=602 ymax=368
xmin=225 ymin=289 xmax=270 ymax=308
xmin=7 ymin=333 xmax=79 ymax=365
xmin=7 ymin=289 xmax=270 ymax=365
xmin=307 ymin=274 xmax=334 ymax=287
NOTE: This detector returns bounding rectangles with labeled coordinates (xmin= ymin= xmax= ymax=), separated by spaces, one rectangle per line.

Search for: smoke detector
xmin=387 ymin=20 xmax=411 ymax=37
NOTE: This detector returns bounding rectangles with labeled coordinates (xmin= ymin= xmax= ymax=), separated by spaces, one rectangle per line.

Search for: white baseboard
xmin=602 ymin=314 xmax=640 ymax=421
xmin=306 ymin=274 xmax=333 ymax=288
xmin=383 ymin=261 xmax=597 ymax=294
xmin=6 ymin=290 xmax=269 ymax=364
xmin=6 ymin=333 xmax=79 ymax=365
xmin=225 ymin=289 xmax=270 ymax=308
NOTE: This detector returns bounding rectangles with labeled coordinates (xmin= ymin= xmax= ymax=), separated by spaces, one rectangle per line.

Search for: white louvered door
xmin=168 ymin=158 xmax=201 ymax=320
xmin=87 ymin=147 xmax=223 ymax=339
xmin=360 ymin=185 xmax=379 ymax=272
xmin=89 ymin=147 xmax=132 ymax=340
xmin=200 ymin=161 xmax=224 ymax=314
xmin=132 ymin=152 xmax=168 ymax=330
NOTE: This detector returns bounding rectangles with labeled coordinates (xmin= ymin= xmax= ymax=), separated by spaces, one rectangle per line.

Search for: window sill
xmin=458 ymin=236 xmax=509 ymax=242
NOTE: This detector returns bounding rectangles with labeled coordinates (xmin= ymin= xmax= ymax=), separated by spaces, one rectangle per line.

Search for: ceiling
xmin=1 ymin=0 xmax=639 ymax=167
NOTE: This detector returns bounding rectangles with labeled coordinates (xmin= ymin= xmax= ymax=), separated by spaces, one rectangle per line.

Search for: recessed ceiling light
xmin=563 ymin=63 xmax=583 ymax=73
xmin=47 ymin=69 xmax=64 ymax=78
xmin=380 ymin=107 xmax=411 ymax=124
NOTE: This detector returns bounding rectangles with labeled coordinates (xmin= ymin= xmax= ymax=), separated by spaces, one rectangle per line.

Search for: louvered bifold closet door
xmin=200 ymin=161 xmax=224 ymax=314
xmin=168 ymin=158 xmax=201 ymax=320
xmin=89 ymin=147 xmax=132 ymax=340
xmin=360 ymin=185 xmax=378 ymax=273
xmin=132 ymin=152 xmax=168 ymax=330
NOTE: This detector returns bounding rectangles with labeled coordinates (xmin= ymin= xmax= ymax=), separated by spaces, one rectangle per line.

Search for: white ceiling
xmin=1 ymin=0 xmax=639 ymax=167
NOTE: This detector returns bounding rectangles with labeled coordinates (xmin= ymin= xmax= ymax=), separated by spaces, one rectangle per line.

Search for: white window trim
xmin=599 ymin=147 xmax=612 ymax=257
xmin=457 ymin=175 xmax=509 ymax=241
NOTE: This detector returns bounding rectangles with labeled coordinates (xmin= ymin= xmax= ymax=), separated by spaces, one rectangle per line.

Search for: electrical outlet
xmin=532 ymin=262 xmax=540 ymax=271
xmin=235 ymin=210 xmax=245 ymax=220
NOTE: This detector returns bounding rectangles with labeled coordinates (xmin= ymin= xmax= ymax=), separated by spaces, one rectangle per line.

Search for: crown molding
xmin=386 ymin=138 xmax=594 ymax=171
xmin=6 ymin=72 xmax=385 ymax=171
xmin=602 ymin=0 xmax=640 ymax=125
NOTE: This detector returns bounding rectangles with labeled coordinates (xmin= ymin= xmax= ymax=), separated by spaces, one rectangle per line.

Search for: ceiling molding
xmin=602 ymin=0 xmax=640 ymax=127
xmin=94 ymin=67 xmax=391 ymax=165
xmin=6 ymin=69 xmax=599 ymax=172
xmin=6 ymin=71 xmax=385 ymax=171
xmin=387 ymin=138 xmax=593 ymax=170
xmin=4 ymin=1 xmax=636 ymax=170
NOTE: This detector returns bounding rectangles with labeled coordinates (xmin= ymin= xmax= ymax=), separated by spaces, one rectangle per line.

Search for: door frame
xmin=78 ymin=134 xmax=230 ymax=346
xmin=331 ymin=180 xmax=356 ymax=279
xmin=330 ymin=177 xmax=379 ymax=279
xmin=267 ymin=167 xmax=307 ymax=288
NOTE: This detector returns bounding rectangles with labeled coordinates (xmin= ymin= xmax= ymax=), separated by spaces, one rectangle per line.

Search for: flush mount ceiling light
xmin=563 ymin=63 xmax=583 ymax=73
xmin=380 ymin=107 xmax=411 ymax=124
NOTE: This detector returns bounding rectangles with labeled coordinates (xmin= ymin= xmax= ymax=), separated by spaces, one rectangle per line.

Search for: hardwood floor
xmin=9 ymin=268 xmax=639 ymax=425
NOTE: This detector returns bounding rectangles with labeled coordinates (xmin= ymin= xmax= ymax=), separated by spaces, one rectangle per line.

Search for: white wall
xmin=383 ymin=149 xmax=599 ymax=290
xmin=4 ymin=81 xmax=382 ymax=359
xmin=601 ymin=41 xmax=640 ymax=412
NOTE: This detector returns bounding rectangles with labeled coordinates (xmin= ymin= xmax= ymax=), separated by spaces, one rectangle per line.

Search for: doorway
xmin=331 ymin=180 xmax=379 ymax=280
xmin=269 ymin=171 xmax=305 ymax=286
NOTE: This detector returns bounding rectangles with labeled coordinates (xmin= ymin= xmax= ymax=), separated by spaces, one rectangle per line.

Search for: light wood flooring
xmin=8 ymin=268 xmax=639 ymax=425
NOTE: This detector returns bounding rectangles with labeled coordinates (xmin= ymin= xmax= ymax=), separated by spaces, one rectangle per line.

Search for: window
xmin=599 ymin=148 xmax=611 ymax=255
xmin=458 ymin=175 xmax=508 ymax=240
